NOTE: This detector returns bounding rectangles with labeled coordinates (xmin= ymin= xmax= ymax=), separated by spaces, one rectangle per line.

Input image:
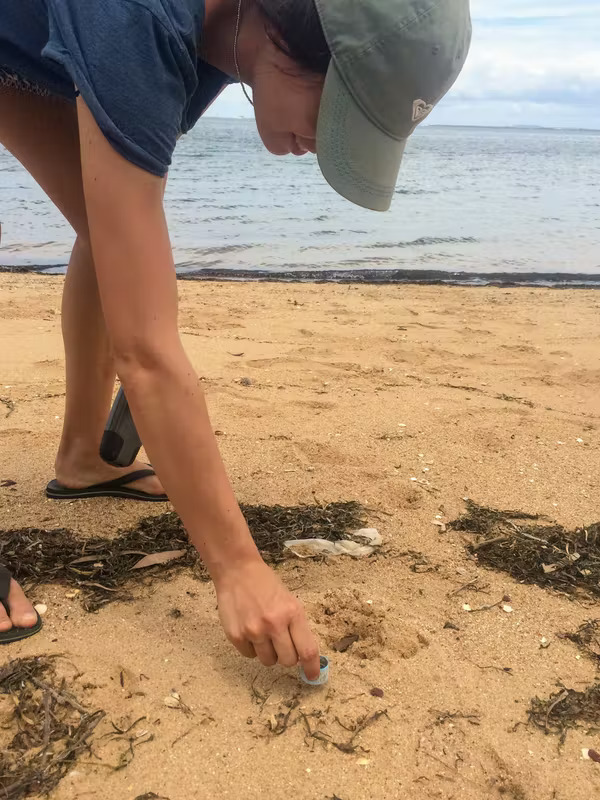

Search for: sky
xmin=207 ymin=0 xmax=600 ymax=129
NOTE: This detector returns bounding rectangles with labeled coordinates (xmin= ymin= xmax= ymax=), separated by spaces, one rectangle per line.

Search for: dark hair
xmin=255 ymin=0 xmax=331 ymax=75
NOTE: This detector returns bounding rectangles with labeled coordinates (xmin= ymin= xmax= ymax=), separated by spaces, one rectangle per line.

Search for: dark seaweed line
xmin=2 ymin=263 xmax=600 ymax=289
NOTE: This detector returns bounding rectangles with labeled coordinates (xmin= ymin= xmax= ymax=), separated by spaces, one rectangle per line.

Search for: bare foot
xmin=0 ymin=578 xmax=38 ymax=631
xmin=55 ymin=457 xmax=166 ymax=496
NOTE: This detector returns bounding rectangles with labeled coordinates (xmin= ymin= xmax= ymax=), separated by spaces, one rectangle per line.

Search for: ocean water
xmin=1 ymin=119 xmax=599 ymax=286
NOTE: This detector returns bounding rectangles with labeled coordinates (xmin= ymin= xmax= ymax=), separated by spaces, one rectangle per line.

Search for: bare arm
xmin=76 ymin=99 xmax=255 ymax=574
xmin=76 ymin=99 xmax=319 ymax=678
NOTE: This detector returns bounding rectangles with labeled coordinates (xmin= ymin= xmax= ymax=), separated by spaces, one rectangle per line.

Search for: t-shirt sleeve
xmin=43 ymin=0 xmax=188 ymax=176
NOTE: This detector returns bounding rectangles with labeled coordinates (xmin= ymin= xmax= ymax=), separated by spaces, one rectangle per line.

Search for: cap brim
xmin=317 ymin=64 xmax=406 ymax=212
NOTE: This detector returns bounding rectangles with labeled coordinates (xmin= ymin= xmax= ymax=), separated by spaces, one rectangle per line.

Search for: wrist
xmin=210 ymin=548 xmax=264 ymax=585
xmin=192 ymin=528 xmax=263 ymax=584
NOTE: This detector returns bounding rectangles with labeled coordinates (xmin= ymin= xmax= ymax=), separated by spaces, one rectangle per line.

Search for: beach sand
xmin=1 ymin=273 xmax=599 ymax=800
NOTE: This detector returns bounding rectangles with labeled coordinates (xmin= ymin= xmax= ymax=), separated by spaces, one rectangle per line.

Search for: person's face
xmin=251 ymin=40 xmax=324 ymax=157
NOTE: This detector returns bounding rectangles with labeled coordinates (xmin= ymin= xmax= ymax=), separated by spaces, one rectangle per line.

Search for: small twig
xmin=363 ymin=506 xmax=394 ymax=518
xmin=544 ymin=690 xmax=569 ymax=731
xmin=298 ymin=710 xmax=314 ymax=737
xmin=423 ymin=751 xmax=458 ymax=773
xmin=30 ymin=676 xmax=88 ymax=714
xmin=172 ymin=727 xmax=195 ymax=748
xmin=108 ymin=716 xmax=147 ymax=736
xmin=340 ymin=692 xmax=367 ymax=705
xmin=469 ymin=600 xmax=503 ymax=613
xmin=334 ymin=717 xmax=356 ymax=732
xmin=471 ymin=536 xmax=509 ymax=552
xmin=468 ymin=660 xmax=513 ymax=675
xmin=447 ymin=579 xmax=478 ymax=597
xmin=42 ymin=690 xmax=51 ymax=747
xmin=250 ymin=676 xmax=270 ymax=710
xmin=78 ymin=582 xmax=120 ymax=593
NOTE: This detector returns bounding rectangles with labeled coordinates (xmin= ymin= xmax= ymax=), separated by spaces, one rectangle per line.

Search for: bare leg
xmin=55 ymin=237 xmax=115 ymax=473
xmin=54 ymin=235 xmax=163 ymax=494
xmin=0 ymin=85 xmax=163 ymax=495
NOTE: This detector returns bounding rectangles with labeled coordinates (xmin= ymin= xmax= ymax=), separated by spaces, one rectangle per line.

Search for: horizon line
xmin=204 ymin=117 xmax=600 ymax=133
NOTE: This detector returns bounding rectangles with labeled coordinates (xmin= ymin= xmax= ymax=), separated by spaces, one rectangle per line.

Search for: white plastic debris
xmin=462 ymin=604 xmax=472 ymax=612
xmin=284 ymin=528 xmax=382 ymax=559
xmin=502 ymin=605 xmax=514 ymax=613
xmin=34 ymin=604 xmax=48 ymax=616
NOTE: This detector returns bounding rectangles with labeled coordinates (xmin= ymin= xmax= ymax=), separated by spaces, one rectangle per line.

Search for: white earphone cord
xmin=234 ymin=0 xmax=254 ymax=107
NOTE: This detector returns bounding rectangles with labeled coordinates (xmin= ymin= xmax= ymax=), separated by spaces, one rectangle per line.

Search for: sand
xmin=1 ymin=272 xmax=599 ymax=800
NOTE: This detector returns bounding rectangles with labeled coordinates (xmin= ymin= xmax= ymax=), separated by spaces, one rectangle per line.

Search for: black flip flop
xmin=0 ymin=565 xmax=43 ymax=644
xmin=46 ymin=468 xmax=168 ymax=502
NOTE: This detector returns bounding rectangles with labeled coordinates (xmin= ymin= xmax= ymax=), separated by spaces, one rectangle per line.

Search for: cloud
xmin=207 ymin=1 xmax=600 ymax=128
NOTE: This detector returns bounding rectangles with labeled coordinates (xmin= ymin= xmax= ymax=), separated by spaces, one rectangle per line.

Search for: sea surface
xmin=1 ymin=119 xmax=599 ymax=286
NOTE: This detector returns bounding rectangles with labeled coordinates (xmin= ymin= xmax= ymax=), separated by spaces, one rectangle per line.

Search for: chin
xmin=256 ymin=128 xmax=292 ymax=157
xmin=262 ymin=141 xmax=291 ymax=157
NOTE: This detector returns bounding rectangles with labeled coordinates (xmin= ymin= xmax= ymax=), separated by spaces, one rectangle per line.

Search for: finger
xmin=252 ymin=638 xmax=278 ymax=668
xmin=233 ymin=638 xmax=257 ymax=659
xmin=0 ymin=600 xmax=12 ymax=633
xmin=289 ymin=614 xmax=320 ymax=681
xmin=8 ymin=579 xmax=38 ymax=628
xmin=271 ymin=629 xmax=299 ymax=668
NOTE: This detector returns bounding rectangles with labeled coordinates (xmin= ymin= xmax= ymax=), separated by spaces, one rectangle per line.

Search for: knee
xmin=72 ymin=234 xmax=93 ymax=262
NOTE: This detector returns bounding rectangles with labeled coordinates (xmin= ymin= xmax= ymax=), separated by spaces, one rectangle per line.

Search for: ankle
xmin=55 ymin=439 xmax=102 ymax=474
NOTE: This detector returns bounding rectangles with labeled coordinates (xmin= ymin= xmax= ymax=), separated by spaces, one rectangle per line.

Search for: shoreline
xmin=2 ymin=263 xmax=600 ymax=289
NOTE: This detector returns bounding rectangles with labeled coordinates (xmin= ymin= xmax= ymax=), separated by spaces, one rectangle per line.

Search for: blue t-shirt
xmin=0 ymin=0 xmax=232 ymax=175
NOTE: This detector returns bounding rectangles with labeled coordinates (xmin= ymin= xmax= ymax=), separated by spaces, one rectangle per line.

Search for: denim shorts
xmin=0 ymin=66 xmax=50 ymax=96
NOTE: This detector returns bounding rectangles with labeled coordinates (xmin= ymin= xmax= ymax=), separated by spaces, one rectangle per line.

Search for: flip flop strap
xmin=0 ymin=565 xmax=12 ymax=613
xmin=0 ymin=566 xmax=10 ymax=601
xmin=94 ymin=468 xmax=156 ymax=491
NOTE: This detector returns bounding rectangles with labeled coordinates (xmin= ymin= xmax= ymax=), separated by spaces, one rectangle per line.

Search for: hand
xmin=215 ymin=558 xmax=320 ymax=680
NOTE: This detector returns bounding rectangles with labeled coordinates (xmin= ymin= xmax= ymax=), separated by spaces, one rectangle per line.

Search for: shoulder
xmin=105 ymin=0 xmax=203 ymax=55
xmin=44 ymin=0 xmax=204 ymax=175
xmin=47 ymin=0 xmax=201 ymax=53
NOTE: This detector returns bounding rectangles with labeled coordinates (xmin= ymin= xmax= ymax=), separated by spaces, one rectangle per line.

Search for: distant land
xmin=218 ymin=117 xmax=600 ymax=133
xmin=425 ymin=123 xmax=600 ymax=133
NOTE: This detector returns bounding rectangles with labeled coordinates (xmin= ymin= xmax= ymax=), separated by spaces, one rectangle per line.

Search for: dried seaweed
xmin=0 ymin=656 xmax=104 ymax=800
xmin=449 ymin=501 xmax=600 ymax=599
xmin=559 ymin=620 xmax=600 ymax=665
xmin=526 ymin=684 xmax=600 ymax=743
xmin=300 ymin=709 xmax=389 ymax=753
xmin=0 ymin=502 xmax=365 ymax=611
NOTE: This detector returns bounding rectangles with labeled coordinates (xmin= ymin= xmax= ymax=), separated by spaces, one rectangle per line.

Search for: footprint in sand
xmin=313 ymin=589 xmax=429 ymax=661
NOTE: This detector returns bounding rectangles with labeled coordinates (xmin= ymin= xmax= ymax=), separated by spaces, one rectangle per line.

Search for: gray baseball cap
xmin=314 ymin=0 xmax=472 ymax=211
